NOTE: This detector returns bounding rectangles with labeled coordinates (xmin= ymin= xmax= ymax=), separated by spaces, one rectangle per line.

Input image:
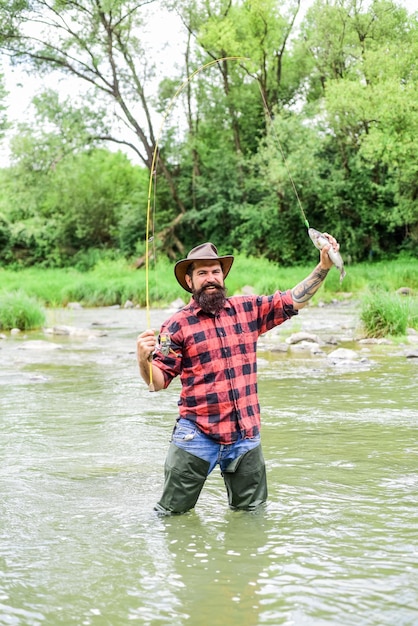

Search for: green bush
xmin=0 ymin=291 xmax=46 ymax=330
xmin=360 ymin=291 xmax=417 ymax=338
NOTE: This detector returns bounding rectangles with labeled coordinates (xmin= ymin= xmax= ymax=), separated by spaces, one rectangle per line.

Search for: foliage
xmin=0 ymin=0 xmax=417 ymax=266
xmin=0 ymin=290 xmax=45 ymax=330
xmin=0 ymin=148 xmax=148 ymax=266
xmin=0 ymin=70 xmax=8 ymax=138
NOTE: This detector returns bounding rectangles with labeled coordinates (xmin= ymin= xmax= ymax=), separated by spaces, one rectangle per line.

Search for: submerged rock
xmin=67 ymin=302 xmax=83 ymax=309
xmin=311 ymin=345 xmax=326 ymax=356
xmin=44 ymin=325 xmax=108 ymax=337
xmin=286 ymin=331 xmax=323 ymax=345
xmin=407 ymin=329 xmax=418 ymax=344
xmin=270 ymin=343 xmax=289 ymax=353
xmin=358 ymin=337 xmax=392 ymax=345
xmin=328 ymin=348 xmax=360 ymax=361
xmin=405 ymin=349 xmax=418 ymax=359
xmin=167 ymin=298 xmax=186 ymax=312
xmin=18 ymin=340 xmax=62 ymax=351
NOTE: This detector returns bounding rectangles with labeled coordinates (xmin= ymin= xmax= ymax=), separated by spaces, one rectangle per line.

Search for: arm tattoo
xmin=292 ymin=267 xmax=329 ymax=303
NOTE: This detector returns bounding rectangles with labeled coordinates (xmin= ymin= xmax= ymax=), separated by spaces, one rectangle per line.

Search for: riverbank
xmin=1 ymin=257 xmax=418 ymax=336
xmin=1 ymin=256 xmax=417 ymax=308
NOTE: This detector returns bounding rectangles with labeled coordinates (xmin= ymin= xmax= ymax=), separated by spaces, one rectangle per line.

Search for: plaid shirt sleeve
xmin=152 ymin=289 xmax=297 ymax=444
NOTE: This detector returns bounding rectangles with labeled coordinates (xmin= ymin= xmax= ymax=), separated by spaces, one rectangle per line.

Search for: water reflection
xmin=157 ymin=509 xmax=272 ymax=625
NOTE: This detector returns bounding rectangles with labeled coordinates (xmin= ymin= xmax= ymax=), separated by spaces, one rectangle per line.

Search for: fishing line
xmin=256 ymin=80 xmax=310 ymax=230
xmin=144 ymin=56 xmax=249 ymax=388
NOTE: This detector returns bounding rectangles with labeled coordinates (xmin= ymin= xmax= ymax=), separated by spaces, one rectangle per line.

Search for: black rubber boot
xmin=155 ymin=443 xmax=210 ymax=515
xmin=222 ymin=445 xmax=268 ymax=511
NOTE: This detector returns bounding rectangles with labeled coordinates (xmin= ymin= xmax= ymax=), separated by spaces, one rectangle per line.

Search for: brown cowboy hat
xmin=174 ymin=242 xmax=234 ymax=292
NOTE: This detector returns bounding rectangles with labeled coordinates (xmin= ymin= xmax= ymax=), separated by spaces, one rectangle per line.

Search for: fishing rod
xmin=256 ymin=81 xmax=346 ymax=280
xmin=144 ymin=56 xmax=249 ymax=390
xmin=256 ymin=80 xmax=310 ymax=230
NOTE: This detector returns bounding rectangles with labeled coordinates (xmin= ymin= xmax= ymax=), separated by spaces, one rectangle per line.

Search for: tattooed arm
xmin=291 ymin=234 xmax=338 ymax=310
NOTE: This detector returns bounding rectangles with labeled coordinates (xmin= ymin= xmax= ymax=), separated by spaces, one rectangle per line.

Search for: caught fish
xmin=308 ymin=227 xmax=346 ymax=283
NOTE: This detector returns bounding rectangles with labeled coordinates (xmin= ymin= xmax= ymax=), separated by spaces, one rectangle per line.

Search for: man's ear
xmin=185 ymin=273 xmax=192 ymax=290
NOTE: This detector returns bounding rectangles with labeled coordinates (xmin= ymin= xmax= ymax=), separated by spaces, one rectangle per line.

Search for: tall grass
xmin=360 ymin=291 xmax=418 ymax=337
xmin=0 ymin=291 xmax=46 ymax=330
xmin=0 ymin=256 xmax=417 ymax=310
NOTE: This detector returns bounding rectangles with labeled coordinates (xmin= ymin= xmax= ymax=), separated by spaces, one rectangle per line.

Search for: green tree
xmin=0 ymin=0 xmax=190 ymax=256
xmin=1 ymin=0 xmax=417 ymax=265
xmin=0 ymin=144 xmax=148 ymax=266
xmin=159 ymin=0 xmax=307 ymax=252
xmin=297 ymin=0 xmax=418 ymax=257
xmin=0 ymin=69 xmax=7 ymax=137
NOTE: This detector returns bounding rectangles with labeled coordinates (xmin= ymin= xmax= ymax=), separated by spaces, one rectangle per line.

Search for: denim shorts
xmin=171 ymin=418 xmax=261 ymax=474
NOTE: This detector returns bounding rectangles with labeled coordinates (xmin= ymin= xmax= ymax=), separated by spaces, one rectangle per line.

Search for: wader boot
xmin=155 ymin=443 xmax=210 ymax=515
xmin=222 ymin=445 xmax=267 ymax=511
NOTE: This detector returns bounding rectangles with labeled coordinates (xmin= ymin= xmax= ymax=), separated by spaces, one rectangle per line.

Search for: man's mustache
xmin=201 ymin=282 xmax=222 ymax=290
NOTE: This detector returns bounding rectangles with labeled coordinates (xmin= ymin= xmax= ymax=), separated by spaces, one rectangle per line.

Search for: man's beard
xmin=193 ymin=284 xmax=227 ymax=314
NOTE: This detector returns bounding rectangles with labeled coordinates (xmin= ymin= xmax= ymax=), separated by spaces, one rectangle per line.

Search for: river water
xmin=1 ymin=304 xmax=417 ymax=626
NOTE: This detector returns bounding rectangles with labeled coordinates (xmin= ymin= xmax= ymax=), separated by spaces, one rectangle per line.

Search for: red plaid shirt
xmin=152 ymin=290 xmax=298 ymax=444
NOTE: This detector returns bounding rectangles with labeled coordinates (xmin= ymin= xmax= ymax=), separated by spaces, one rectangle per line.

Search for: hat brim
xmin=174 ymin=255 xmax=234 ymax=293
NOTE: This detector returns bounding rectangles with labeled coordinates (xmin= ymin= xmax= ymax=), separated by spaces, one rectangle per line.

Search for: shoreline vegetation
xmin=0 ymin=256 xmax=417 ymax=337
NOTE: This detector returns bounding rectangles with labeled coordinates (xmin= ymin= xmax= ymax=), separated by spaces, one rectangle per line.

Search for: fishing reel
xmin=158 ymin=332 xmax=171 ymax=356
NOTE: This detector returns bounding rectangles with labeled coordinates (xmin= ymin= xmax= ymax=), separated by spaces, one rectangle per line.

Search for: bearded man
xmin=136 ymin=240 xmax=339 ymax=515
